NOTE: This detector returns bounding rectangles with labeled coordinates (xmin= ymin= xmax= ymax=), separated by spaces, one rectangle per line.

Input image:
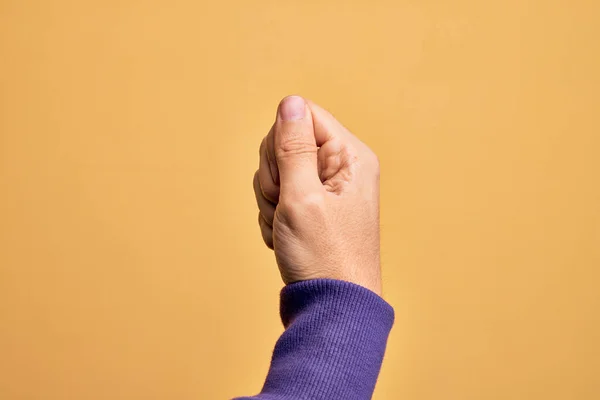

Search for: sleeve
xmin=234 ymin=279 xmax=395 ymax=400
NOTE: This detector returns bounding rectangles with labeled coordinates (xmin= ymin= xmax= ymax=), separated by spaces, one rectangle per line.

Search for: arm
xmin=239 ymin=96 xmax=392 ymax=399
xmin=235 ymin=280 xmax=394 ymax=400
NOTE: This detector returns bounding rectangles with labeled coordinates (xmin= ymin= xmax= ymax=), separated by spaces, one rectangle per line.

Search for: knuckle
xmin=363 ymin=149 xmax=380 ymax=175
xmin=253 ymin=170 xmax=262 ymax=193
xmin=252 ymin=169 xmax=259 ymax=187
xmin=261 ymin=182 xmax=279 ymax=204
xmin=297 ymin=192 xmax=326 ymax=211
xmin=276 ymin=133 xmax=317 ymax=158
xmin=279 ymin=192 xmax=326 ymax=222
xmin=372 ymin=153 xmax=380 ymax=169
xmin=372 ymin=154 xmax=380 ymax=174
xmin=257 ymin=170 xmax=279 ymax=203
xmin=365 ymin=148 xmax=379 ymax=166
xmin=261 ymin=206 xmax=274 ymax=225
xmin=260 ymin=136 xmax=267 ymax=155
xmin=259 ymin=221 xmax=274 ymax=249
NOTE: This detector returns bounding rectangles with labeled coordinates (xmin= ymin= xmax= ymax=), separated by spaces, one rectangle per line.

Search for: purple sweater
xmin=235 ymin=279 xmax=395 ymax=400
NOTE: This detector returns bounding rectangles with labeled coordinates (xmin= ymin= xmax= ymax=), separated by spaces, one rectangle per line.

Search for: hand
xmin=253 ymin=96 xmax=382 ymax=295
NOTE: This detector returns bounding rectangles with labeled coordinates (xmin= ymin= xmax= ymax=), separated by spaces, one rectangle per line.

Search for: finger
xmin=317 ymin=139 xmax=347 ymax=183
xmin=306 ymin=99 xmax=353 ymax=146
xmin=258 ymin=212 xmax=274 ymax=249
xmin=253 ymin=170 xmax=276 ymax=226
xmin=265 ymin=125 xmax=279 ymax=185
xmin=259 ymin=137 xmax=279 ymax=203
xmin=273 ymin=96 xmax=322 ymax=196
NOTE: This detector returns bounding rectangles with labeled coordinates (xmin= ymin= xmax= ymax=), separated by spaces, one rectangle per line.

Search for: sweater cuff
xmin=280 ymin=279 xmax=395 ymax=329
xmin=257 ymin=279 xmax=394 ymax=400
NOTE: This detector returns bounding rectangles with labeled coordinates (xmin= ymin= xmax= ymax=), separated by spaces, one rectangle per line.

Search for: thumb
xmin=274 ymin=96 xmax=322 ymax=197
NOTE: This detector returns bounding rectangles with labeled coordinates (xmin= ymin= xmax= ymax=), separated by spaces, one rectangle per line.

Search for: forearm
xmin=234 ymin=279 xmax=394 ymax=400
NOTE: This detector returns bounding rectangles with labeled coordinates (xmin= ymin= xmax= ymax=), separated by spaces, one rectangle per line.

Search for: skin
xmin=253 ymin=95 xmax=382 ymax=295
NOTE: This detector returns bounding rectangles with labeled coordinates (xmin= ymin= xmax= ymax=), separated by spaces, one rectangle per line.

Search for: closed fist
xmin=253 ymin=96 xmax=382 ymax=295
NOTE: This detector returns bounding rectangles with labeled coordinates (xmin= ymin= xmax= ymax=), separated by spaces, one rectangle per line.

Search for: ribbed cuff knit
xmin=236 ymin=279 xmax=394 ymax=400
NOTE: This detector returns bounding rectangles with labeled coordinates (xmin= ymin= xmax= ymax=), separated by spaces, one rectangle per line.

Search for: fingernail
xmin=278 ymin=96 xmax=306 ymax=121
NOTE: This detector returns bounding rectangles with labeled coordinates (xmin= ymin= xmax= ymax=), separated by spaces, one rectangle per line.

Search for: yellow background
xmin=1 ymin=1 xmax=599 ymax=399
